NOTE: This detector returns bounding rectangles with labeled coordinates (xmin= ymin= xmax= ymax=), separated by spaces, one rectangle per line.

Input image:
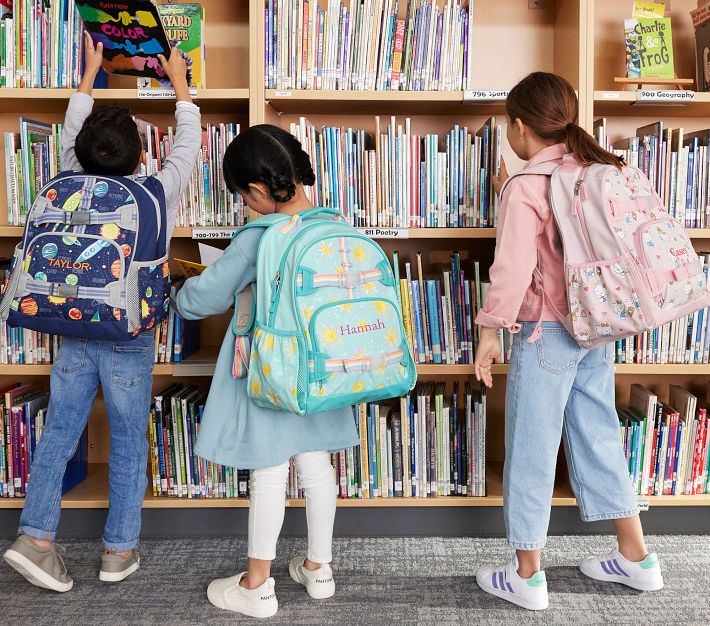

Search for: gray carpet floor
xmin=1 ymin=535 xmax=708 ymax=624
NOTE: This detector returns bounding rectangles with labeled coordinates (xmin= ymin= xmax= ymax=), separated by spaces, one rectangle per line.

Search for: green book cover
xmin=636 ymin=17 xmax=675 ymax=79
xmin=151 ymin=3 xmax=205 ymax=89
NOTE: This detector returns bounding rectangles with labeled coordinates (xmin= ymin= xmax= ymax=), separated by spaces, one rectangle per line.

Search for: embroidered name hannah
xmin=340 ymin=319 xmax=385 ymax=336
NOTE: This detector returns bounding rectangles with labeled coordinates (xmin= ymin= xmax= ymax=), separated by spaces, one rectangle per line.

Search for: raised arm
xmin=61 ymin=32 xmax=104 ymax=171
xmin=153 ymin=50 xmax=202 ymax=229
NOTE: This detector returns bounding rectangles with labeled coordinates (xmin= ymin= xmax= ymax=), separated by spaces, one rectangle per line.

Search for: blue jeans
xmin=19 ymin=332 xmax=155 ymax=551
xmin=504 ymin=322 xmax=638 ymax=550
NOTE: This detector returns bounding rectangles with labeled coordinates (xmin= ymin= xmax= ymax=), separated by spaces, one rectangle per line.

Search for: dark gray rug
xmin=1 ymin=535 xmax=708 ymax=624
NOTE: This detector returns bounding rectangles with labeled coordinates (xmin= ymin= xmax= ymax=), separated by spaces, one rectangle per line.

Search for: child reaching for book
xmin=473 ymin=72 xmax=664 ymax=611
xmin=3 ymin=33 xmax=202 ymax=590
xmin=173 ymin=125 xmax=359 ymax=619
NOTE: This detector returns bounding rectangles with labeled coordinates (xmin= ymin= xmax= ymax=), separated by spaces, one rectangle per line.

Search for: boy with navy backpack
xmin=3 ymin=34 xmax=201 ymax=590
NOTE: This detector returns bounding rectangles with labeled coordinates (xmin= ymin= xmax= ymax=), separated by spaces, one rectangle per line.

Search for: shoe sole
xmin=289 ymin=561 xmax=335 ymax=600
xmin=99 ymin=558 xmax=140 ymax=582
xmin=3 ymin=550 xmax=73 ymax=593
xmin=206 ymin=584 xmax=278 ymax=618
xmin=476 ymin=577 xmax=548 ymax=611
xmin=579 ymin=562 xmax=664 ymax=591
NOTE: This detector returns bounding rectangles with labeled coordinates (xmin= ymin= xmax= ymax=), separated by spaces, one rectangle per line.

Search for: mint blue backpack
xmin=231 ymin=208 xmax=416 ymax=415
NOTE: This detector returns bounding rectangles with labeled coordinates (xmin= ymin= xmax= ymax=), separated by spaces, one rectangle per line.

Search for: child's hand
xmin=83 ymin=32 xmax=104 ymax=74
xmin=158 ymin=48 xmax=188 ymax=85
xmin=157 ymin=47 xmax=191 ymax=103
xmin=474 ymin=327 xmax=503 ymax=389
xmin=492 ymin=158 xmax=509 ymax=196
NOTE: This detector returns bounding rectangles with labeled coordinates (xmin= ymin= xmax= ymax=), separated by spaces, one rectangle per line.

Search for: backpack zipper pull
xmin=273 ymin=271 xmax=281 ymax=292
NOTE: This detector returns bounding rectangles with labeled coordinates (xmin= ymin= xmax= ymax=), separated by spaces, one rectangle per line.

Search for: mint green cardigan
xmin=174 ymin=228 xmax=359 ymax=469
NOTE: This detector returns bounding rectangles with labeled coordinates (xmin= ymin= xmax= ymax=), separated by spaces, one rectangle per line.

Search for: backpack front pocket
xmin=12 ymin=233 xmax=125 ymax=323
xmin=307 ymin=298 xmax=413 ymax=409
xmin=634 ymin=218 xmax=706 ymax=309
xmin=247 ymin=324 xmax=306 ymax=413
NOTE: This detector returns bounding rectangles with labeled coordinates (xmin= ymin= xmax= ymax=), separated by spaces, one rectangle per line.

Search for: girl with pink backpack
xmin=473 ymin=72 xmax=678 ymax=610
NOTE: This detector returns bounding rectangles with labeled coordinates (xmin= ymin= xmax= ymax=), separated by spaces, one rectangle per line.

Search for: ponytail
xmin=565 ymin=122 xmax=624 ymax=168
xmin=506 ymin=72 xmax=624 ymax=168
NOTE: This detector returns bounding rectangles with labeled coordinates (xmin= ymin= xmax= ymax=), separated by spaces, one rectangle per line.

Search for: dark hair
xmin=506 ymin=72 xmax=624 ymax=168
xmin=222 ymin=124 xmax=315 ymax=203
xmin=74 ymin=104 xmax=143 ymax=175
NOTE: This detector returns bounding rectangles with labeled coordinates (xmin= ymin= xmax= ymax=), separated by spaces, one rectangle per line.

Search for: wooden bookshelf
xmin=1 ymin=0 xmax=709 ymax=515
xmin=1 ymin=462 xmax=707 ymax=509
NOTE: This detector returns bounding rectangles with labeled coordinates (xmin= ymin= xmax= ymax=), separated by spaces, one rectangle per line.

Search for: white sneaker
xmin=206 ymin=572 xmax=278 ymax=619
xmin=289 ymin=555 xmax=335 ymax=599
xmin=580 ymin=547 xmax=663 ymax=591
xmin=476 ymin=555 xmax=549 ymax=611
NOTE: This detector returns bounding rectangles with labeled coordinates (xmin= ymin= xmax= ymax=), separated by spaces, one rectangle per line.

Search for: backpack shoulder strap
xmin=499 ymin=160 xmax=560 ymax=197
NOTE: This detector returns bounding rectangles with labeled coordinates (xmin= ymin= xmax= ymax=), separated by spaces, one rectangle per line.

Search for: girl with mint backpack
xmin=174 ymin=125 xmax=360 ymax=619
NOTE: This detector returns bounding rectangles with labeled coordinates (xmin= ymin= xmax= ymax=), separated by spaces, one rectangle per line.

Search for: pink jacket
xmin=475 ymin=143 xmax=569 ymax=332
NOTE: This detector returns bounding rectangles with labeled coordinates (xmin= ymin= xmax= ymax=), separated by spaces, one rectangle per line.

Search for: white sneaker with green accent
xmin=206 ymin=572 xmax=278 ymax=619
xmin=580 ymin=548 xmax=663 ymax=591
xmin=476 ymin=555 xmax=549 ymax=611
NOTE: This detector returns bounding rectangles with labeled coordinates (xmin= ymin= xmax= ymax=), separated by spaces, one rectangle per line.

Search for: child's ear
xmin=248 ymin=182 xmax=270 ymax=199
xmin=513 ymin=118 xmax=525 ymax=138
xmin=133 ymin=150 xmax=147 ymax=174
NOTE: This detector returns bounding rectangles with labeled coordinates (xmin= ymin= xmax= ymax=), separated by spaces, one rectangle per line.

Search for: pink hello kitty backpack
xmin=505 ymin=154 xmax=710 ymax=349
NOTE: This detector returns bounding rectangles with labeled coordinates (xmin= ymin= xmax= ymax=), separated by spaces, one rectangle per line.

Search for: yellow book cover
xmin=151 ymin=3 xmax=205 ymax=89
xmin=632 ymin=2 xmax=665 ymax=19
xmin=172 ymin=258 xmax=206 ymax=278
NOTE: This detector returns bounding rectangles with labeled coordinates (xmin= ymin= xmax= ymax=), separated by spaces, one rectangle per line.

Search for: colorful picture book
xmin=619 ymin=384 xmax=710 ymax=497
xmin=150 ymin=383 xmax=250 ymax=498
xmin=1 ymin=0 xmax=88 ymax=88
xmin=323 ymin=382 xmax=486 ymax=499
xmin=291 ymin=115 xmax=502 ymax=228
xmin=0 ymin=384 xmax=88 ymax=498
xmin=75 ymin=0 xmax=171 ymax=80
xmin=595 ymin=120 xmax=710 ymax=229
xmin=149 ymin=2 xmax=205 ymax=89
xmin=624 ymin=3 xmax=674 ymax=81
xmin=265 ymin=0 xmax=472 ymax=92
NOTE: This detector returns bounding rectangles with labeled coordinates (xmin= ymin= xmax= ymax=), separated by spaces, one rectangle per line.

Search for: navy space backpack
xmin=0 ymin=172 xmax=170 ymax=340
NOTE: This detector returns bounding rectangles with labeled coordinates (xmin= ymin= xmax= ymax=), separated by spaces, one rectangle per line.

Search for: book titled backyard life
xmin=150 ymin=3 xmax=205 ymax=89
xmin=74 ymin=0 xmax=171 ymax=80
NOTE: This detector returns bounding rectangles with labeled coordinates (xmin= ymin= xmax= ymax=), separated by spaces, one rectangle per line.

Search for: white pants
xmin=248 ymin=450 xmax=336 ymax=563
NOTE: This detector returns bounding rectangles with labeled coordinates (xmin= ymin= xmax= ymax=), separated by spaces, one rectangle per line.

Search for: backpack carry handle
xmin=297 ymin=207 xmax=346 ymax=220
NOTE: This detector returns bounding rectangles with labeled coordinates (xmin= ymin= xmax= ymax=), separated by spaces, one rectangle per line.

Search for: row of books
xmin=595 ymin=119 xmax=710 ymax=229
xmin=4 ymin=120 xmax=63 ymax=227
xmin=4 ymin=117 xmax=248 ymax=227
xmin=391 ymin=252 xmax=511 ymax=365
xmin=620 ymin=384 xmax=710 ymax=497
xmin=0 ymin=383 xmax=88 ymax=498
xmin=136 ymin=119 xmax=247 ymax=228
xmin=265 ymin=0 xmax=472 ymax=92
xmin=613 ymin=252 xmax=710 ymax=364
xmin=150 ymin=383 xmax=249 ymax=498
xmin=0 ymin=0 xmax=88 ymax=89
xmin=291 ymin=116 xmax=502 ymax=228
xmin=153 ymin=299 xmax=200 ymax=365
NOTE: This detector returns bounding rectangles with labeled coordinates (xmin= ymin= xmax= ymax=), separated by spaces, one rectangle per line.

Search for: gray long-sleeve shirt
xmin=61 ymin=92 xmax=202 ymax=239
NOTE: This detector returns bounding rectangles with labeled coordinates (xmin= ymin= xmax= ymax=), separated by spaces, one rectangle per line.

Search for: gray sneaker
xmin=99 ymin=549 xmax=140 ymax=582
xmin=3 ymin=535 xmax=73 ymax=592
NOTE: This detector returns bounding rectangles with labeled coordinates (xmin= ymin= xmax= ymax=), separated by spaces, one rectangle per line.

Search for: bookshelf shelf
xmin=265 ymin=89 xmax=507 ymax=116
xmin=0 ymin=88 xmax=250 ymax=114
xmin=7 ymin=360 xmax=710 ymax=378
xmin=2 ymin=462 xmax=707 ymax=509
xmin=593 ymin=91 xmax=710 ymax=117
